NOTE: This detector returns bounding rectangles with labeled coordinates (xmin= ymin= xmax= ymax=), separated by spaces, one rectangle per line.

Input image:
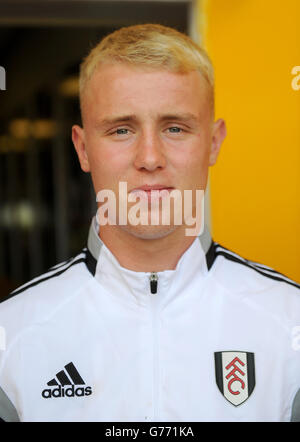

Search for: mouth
xmin=129 ymin=185 xmax=174 ymax=201
xmin=130 ymin=184 xmax=174 ymax=192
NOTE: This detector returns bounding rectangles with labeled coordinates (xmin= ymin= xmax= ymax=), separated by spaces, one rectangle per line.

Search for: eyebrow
xmin=97 ymin=112 xmax=199 ymax=129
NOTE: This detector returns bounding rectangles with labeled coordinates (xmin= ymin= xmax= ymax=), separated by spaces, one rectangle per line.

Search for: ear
xmin=72 ymin=125 xmax=90 ymax=172
xmin=209 ymin=118 xmax=227 ymax=166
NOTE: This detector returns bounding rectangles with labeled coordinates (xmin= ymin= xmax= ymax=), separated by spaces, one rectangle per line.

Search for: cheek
xmin=172 ymin=143 xmax=210 ymax=183
xmin=87 ymin=143 xmax=131 ymax=190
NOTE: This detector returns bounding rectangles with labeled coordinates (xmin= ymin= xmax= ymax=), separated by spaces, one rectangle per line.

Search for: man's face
xmin=72 ymin=62 xmax=226 ymax=239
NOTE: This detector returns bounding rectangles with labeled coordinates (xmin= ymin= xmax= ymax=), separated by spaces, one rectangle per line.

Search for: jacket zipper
xmin=149 ymin=272 xmax=158 ymax=294
xmin=149 ymin=271 xmax=159 ymax=420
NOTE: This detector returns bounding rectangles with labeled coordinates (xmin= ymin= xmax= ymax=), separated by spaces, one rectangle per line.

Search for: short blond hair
xmin=79 ymin=23 xmax=214 ymax=112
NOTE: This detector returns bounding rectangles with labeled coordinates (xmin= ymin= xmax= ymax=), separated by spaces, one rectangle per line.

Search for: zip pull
xmin=149 ymin=272 xmax=158 ymax=294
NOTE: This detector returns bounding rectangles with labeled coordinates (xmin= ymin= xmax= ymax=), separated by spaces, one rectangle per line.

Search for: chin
xmin=119 ymin=224 xmax=178 ymax=240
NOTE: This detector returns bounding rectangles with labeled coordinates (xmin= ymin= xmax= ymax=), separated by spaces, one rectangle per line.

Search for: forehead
xmin=81 ymin=63 xmax=213 ymax=122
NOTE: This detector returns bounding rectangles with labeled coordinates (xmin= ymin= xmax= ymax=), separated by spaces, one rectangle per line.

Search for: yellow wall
xmin=198 ymin=0 xmax=300 ymax=282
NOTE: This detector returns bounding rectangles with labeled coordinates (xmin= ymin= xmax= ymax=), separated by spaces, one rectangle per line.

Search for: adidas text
xmin=42 ymin=385 xmax=92 ymax=398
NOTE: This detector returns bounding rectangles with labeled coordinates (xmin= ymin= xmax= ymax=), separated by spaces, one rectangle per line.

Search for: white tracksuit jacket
xmin=0 ymin=218 xmax=299 ymax=422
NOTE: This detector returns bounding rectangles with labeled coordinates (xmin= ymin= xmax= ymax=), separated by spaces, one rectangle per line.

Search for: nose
xmin=133 ymin=129 xmax=166 ymax=172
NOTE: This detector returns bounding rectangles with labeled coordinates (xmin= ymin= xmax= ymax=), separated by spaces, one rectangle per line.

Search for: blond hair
xmin=79 ymin=23 xmax=214 ymax=111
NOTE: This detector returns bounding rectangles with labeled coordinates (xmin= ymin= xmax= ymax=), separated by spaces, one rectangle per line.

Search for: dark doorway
xmin=0 ymin=0 xmax=191 ymax=297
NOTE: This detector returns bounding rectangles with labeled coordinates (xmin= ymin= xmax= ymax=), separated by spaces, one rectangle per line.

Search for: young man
xmin=0 ymin=24 xmax=299 ymax=422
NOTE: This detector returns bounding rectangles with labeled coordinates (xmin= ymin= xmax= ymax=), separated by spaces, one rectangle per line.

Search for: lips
xmin=130 ymin=185 xmax=174 ymax=192
xmin=129 ymin=185 xmax=174 ymax=201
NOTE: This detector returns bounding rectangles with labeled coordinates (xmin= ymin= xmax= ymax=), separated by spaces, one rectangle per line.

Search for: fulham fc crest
xmin=214 ymin=351 xmax=255 ymax=406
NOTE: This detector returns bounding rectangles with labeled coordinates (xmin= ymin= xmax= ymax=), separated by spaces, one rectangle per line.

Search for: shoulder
xmin=0 ymin=248 xmax=95 ymax=333
xmin=209 ymin=241 xmax=300 ymax=320
xmin=210 ymin=241 xmax=300 ymax=291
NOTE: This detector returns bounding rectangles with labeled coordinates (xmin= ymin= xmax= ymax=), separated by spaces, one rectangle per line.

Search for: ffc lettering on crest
xmin=214 ymin=351 xmax=255 ymax=406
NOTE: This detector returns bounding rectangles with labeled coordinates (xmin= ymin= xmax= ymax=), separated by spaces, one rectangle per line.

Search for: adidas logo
xmin=42 ymin=362 xmax=92 ymax=399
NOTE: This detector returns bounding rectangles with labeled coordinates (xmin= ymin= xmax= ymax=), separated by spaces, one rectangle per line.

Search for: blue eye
xmin=168 ymin=127 xmax=182 ymax=133
xmin=116 ymin=128 xmax=128 ymax=135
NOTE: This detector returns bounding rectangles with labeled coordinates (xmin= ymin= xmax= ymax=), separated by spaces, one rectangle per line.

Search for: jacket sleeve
xmin=0 ymin=386 xmax=20 ymax=422
xmin=291 ymin=388 xmax=300 ymax=422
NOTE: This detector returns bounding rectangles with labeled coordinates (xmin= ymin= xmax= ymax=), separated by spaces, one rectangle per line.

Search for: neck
xmin=99 ymin=224 xmax=198 ymax=272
